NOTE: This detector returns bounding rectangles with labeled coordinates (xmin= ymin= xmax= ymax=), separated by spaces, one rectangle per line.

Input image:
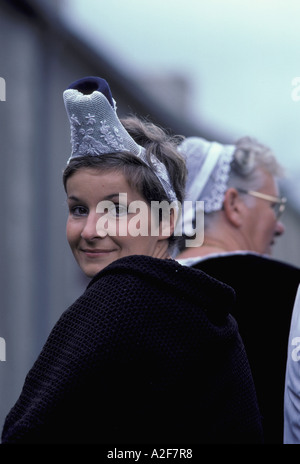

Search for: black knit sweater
xmin=1 ymin=255 xmax=263 ymax=444
xmin=182 ymin=252 xmax=300 ymax=444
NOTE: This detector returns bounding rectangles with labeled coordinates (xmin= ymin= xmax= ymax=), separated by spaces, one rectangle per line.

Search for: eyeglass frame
xmin=236 ymin=188 xmax=287 ymax=219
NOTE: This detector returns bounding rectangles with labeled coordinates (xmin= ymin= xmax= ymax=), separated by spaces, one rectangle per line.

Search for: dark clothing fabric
xmin=2 ymin=255 xmax=263 ymax=444
xmin=185 ymin=251 xmax=300 ymax=444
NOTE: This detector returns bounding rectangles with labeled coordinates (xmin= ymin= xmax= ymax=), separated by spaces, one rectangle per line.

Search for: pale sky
xmin=62 ymin=0 xmax=300 ymax=192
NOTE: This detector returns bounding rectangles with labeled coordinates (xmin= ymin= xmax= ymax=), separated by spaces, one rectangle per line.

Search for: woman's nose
xmin=80 ymin=212 xmax=100 ymax=240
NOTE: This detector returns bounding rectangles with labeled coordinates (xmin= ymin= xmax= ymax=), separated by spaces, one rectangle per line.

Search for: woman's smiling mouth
xmin=81 ymin=248 xmax=116 ymax=258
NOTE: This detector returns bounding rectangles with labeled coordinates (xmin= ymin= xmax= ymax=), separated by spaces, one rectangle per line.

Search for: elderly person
xmin=176 ymin=136 xmax=300 ymax=444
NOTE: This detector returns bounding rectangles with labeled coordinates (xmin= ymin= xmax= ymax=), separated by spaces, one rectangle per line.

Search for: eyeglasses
xmin=237 ymin=189 xmax=287 ymax=219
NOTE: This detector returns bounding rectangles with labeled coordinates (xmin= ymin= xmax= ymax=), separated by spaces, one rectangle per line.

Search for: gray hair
xmin=227 ymin=136 xmax=284 ymax=191
xmin=203 ymin=136 xmax=284 ymax=229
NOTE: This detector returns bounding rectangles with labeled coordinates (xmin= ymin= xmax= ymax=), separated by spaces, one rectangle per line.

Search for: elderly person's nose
xmin=275 ymin=220 xmax=285 ymax=237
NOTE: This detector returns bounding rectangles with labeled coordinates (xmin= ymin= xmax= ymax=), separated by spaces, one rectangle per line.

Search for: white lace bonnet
xmin=178 ymin=136 xmax=236 ymax=213
xmin=63 ymin=76 xmax=177 ymax=203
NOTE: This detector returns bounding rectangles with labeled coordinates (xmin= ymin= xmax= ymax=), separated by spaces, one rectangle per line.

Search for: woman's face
xmin=66 ymin=168 xmax=170 ymax=277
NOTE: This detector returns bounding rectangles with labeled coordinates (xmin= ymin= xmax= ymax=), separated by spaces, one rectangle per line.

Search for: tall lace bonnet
xmin=177 ymin=136 xmax=236 ymax=234
xmin=63 ymin=76 xmax=177 ymax=203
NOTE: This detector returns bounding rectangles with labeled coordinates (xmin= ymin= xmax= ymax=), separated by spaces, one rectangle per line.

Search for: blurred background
xmin=1 ymin=0 xmax=300 ymax=433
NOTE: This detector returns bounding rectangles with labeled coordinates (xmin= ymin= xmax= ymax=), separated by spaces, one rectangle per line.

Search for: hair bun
xmin=233 ymin=147 xmax=256 ymax=176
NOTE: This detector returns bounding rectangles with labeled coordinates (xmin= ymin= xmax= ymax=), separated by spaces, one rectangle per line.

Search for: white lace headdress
xmin=63 ymin=76 xmax=177 ymax=203
xmin=177 ymin=136 xmax=235 ymax=235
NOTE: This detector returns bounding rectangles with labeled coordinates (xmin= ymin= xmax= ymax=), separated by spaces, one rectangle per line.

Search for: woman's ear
xmin=223 ymin=188 xmax=244 ymax=227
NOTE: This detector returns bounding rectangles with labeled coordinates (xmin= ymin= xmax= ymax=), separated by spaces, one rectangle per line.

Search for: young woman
xmin=1 ymin=77 xmax=263 ymax=444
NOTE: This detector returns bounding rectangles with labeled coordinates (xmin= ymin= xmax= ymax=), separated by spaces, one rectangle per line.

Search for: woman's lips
xmin=81 ymin=249 xmax=115 ymax=258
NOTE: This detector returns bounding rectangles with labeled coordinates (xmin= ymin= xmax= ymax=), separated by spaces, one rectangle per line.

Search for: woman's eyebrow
xmin=67 ymin=195 xmax=80 ymax=202
xmin=105 ymin=193 xmax=126 ymax=201
xmin=67 ymin=193 xmax=123 ymax=202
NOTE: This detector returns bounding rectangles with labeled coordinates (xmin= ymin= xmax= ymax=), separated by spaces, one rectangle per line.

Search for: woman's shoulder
xmin=83 ymin=255 xmax=236 ymax=330
xmin=88 ymin=254 xmax=234 ymax=298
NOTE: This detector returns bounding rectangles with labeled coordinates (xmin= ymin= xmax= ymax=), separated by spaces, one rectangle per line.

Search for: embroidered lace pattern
xmin=179 ymin=137 xmax=235 ymax=213
xmin=202 ymin=146 xmax=234 ymax=213
xmin=70 ymin=114 xmax=128 ymax=157
xmin=64 ymin=89 xmax=177 ymax=203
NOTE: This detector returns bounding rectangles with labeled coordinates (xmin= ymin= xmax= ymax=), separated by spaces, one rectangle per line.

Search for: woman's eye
xmin=108 ymin=204 xmax=128 ymax=217
xmin=70 ymin=206 xmax=88 ymax=216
